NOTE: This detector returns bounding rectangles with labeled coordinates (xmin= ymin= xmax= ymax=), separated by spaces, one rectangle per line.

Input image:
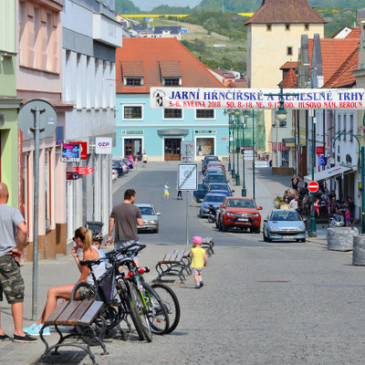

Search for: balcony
xmin=93 ymin=13 xmax=122 ymax=48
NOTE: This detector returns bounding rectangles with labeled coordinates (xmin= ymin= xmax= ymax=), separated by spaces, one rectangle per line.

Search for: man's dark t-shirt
xmin=110 ymin=203 xmax=142 ymax=241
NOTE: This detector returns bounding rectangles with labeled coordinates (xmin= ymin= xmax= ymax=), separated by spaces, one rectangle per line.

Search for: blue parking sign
xmin=318 ymin=156 xmax=327 ymax=166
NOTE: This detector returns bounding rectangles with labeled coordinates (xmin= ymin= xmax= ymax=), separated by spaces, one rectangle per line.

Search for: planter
xmin=327 ymin=227 xmax=358 ymax=252
xmin=353 ymin=235 xmax=365 ymax=265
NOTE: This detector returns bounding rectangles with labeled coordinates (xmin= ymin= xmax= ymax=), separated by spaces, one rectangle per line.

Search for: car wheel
xmin=218 ymin=219 xmax=222 ymax=231
xmin=255 ymin=226 xmax=260 ymax=234
xmin=263 ymin=232 xmax=268 ymax=241
xmin=222 ymin=221 xmax=228 ymax=232
xmin=199 ymin=210 xmax=203 ymax=218
xmin=301 ymin=238 xmax=306 ymax=242
xmin=267 ymin=233 xmax=272 ymax=242
xmin=155 ymin=226 xmax=159 ymax=234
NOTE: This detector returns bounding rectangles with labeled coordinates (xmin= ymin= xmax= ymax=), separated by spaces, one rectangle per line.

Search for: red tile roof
xmin=282 ymin=69 xmax=298 ymax=88
xmin=308 ymin=38 xmax=359 ymax=85
xmin=345 ymin=27 xmax=360 ymax=40
xmin=116 ymin=38 xmax=225 ymax=93
xmin=280 ymin=61 xmax=298 ymax=70
xmin=245 ymin=0 xmax=326 ymax=25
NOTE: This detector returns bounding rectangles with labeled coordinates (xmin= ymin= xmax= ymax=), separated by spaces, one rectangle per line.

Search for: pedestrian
xmin=128 ymin=154 xmax=133 ymax=166
xmin=134 ymin=156 xmax=138 ymax=168
xmin=142 ymin=151 xmax=148 ymax=168
xmin=107 ymin=189 xmax=144 ymax=266
xmin=291 ymin=175 xmax=300 ymax=191
xmin=163 ymin=182 xmax=170 ymax=200
xmin=92 ymin=232 xmax=106 ymax=264
xmin=189 ymin=236 xmax=208 ymax=289
xmin=289 ymin=194 xmax=299 ymax=210
xmin=176 ymin=182 xmax=182 ymax=200
xmin=23 ymin=227 xmax=105 ymax=336
xmin=0 ymin=183 xmax=37 ymax=343
xmin=345 ymin=207 xmax=352 ymax=227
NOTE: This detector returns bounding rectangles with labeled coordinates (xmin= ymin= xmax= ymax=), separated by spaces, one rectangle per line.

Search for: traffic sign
xmin=72 ymin=166 xmax=94 ymax=175
xmin=316 ymin=146 xmax=324 ymax=155
xmin=308 ymin=181 xmax=319 ymax=193
xmin=178 ymin=164 xmax=198 ymax=191
xmin=66 ymin=172 xmax=80 ymax=180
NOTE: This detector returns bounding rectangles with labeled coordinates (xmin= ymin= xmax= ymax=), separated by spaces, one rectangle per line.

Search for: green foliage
xmin=115 ymin=0 xmax=140 ymax=13
xmin=149 ymin=5 xmax=193 ymax=14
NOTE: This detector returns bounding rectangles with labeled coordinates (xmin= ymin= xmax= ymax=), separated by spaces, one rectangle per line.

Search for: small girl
xmin=134 ymin=156 xmax=138 ymax=168
xmin=345 ymin=208 xmax=351 ymax=227
xmin=189 ymin=236 xmax=208 ymax=289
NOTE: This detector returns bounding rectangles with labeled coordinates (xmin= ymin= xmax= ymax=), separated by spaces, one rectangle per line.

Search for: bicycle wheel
xmin=151 ymin=283 xmax=180 ymax=334
xmin=126 ymin=281 xmax=152 ymax=342
xmin=143 ymin=282 xmax=169 ymax=335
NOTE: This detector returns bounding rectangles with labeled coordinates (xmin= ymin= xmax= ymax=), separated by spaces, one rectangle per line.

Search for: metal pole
xmin=241 ymin=119 xmax=246 ymax=196
xmin=360 ymin=147 xmax=365 ymax=233
xmin=185 ymin=145 xmax=189 ymax=245
xmin=232 ymin=119 xmax=236 ymax=177
xmin=252 ymin=112 xmax=255 ymax=200
xmin=32 ymin=106 xmax=42 ymax=320
xmin=236 ymin=116 xmax=240 ymax=185
xmin=309 ymin=112 xmax=317 ymax=237
xmin=276 ymin=117 xmax=279 ymax=167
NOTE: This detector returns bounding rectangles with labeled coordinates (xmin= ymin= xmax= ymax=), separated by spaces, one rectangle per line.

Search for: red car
xmin=217 ymin=197 xmax=262 ymax=233
xmin=205 ymin=161 xmax=225 ymax=173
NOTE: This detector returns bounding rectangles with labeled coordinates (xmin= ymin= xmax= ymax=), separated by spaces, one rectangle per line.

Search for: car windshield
xmin=228 ymin=200 xmax=256 ymax=208
xmin=208 ymin=175 xmax=225 ymax=182
xmin=209 ymin=184 xmax=229 ymax=191
xmin=139 ymin=207 xmax=155 ymax=215
xmin=271 ymin=211 xmax=301 ymax=221
xmin=205 ymin=195 xmax=226 ymax=203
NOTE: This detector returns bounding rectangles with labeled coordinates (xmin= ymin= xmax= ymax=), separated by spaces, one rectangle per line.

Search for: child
xmin=189 ymin=236 xmax=208 ymax=289
xmin=163 ymin=182 xmax=170 ymax=200
xmin=134 ymin=156 xmax=138 ymax=168
xmin=345 ymin=207 xmax=351 ymax=227
xmin=92 ymin=232 xmax=107 ymax=264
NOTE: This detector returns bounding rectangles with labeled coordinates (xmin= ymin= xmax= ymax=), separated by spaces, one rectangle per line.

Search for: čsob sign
xmin=150 ymin=87 xmax=365 ymax=110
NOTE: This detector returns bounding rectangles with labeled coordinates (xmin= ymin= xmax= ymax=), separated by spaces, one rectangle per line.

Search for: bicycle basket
xmin=96 ymin=269 xmax=114 ymax=304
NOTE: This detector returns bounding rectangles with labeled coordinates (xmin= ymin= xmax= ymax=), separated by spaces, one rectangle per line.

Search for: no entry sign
xmin=308 ymin=181 xmax=319 ymax=193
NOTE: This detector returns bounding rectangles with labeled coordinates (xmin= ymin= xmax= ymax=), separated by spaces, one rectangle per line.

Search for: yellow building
xmin=245 ymin=0 xmax=325 ymax=160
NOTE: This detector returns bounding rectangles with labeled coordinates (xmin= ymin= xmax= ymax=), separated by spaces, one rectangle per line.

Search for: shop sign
xmin=95 ymin=137 xmax=112 ymax=154
xmin=316 ymin=146 xmax=324 ymax=155
xmin=66 ymin=171 xmax=80 ymax=180
xmin=72 ymin=166 xmax=94 ymax=175
xmin=69 ymin=141 xmax=88 ymax=160
xmin=151 ymin=87 xmax=365 ymax=110
xmin=122 ymin=130 xmax=144 ymax=135
xmin=194 ymin=130 xmax=216 ymax=134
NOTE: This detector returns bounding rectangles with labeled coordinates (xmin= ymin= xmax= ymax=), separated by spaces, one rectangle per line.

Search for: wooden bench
xmin=154 ymin=250 xmax=190 ymax=283
xmin=40 ymin=300 xmax=108 ymax=364
xmin=201 ymin=237 xmax=215 ymax=256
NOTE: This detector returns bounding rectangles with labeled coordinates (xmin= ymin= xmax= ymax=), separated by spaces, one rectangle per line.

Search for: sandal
xmin=0 ymin=334 xmax=10 ymax=341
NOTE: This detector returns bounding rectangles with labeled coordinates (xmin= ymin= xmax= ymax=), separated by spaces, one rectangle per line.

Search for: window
xmin=305 ymin=24 xmax=310 ymax=31
xmin=125 ymin=77 xmax=143 ymax=86
xmin=267 ymin=24 xmax=272 ymax=31
xmin=196 ymin=109 xmax=214 ymax=119
xmin=285 ymin=24 xmax=290 ymax=31
xmin=163 ymin=78 xmax=180 ymax=86
xmin=164 ymin=109 xmax=182 ymax=119
xmin=287 ymin=47 xmax=293 ymax=56
xmin=123 ymin=106 xmax=143 ymax=119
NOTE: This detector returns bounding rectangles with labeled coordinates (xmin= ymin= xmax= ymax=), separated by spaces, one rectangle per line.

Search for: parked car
xmin=193 ymin=184 xmax=209 ymax=203
xmin=112 ymin=159 xmax=124 ymax=177
xmin=135 ymin=203 xmax=160 ymax=233
xmin=112 ymin=169 xmax=118 ymax=181
xmin=122 ymin=157 xmax=133 ymax=169
xmin=262 ymin=209 xmax=306 ymax=242
xmin=203 ymin=173 xmax=228 ymax=185
xmin=202 ymin=155 xmax=219 ymax=172
xmin=207 ymin=183 xmax=234 ymax=196
xmin=206 ymin=161 xmax=226 ymax=173
xmin=217 ymin=197 xmax=262 ymax=233
xmin=204 ymin=166 xmax=225 ymax=176
xmin=199 ymin=192 xmax=227 ymax=218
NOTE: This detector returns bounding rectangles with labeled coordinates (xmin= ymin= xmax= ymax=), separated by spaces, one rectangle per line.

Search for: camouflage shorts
xmin=0 ymin=255 xmax=25 ymax=304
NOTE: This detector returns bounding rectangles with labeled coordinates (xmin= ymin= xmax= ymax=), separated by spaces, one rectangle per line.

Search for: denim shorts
xmin=115 ymin=240 xmax=140 ymax=260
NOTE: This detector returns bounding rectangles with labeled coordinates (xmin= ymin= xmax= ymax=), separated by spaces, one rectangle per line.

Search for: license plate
xmin=238 ymin=218 xmax=249 ymax=222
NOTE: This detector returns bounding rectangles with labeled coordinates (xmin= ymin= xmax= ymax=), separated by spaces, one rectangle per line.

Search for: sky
xmin=132 ymin=0 xmax=201 ymax=11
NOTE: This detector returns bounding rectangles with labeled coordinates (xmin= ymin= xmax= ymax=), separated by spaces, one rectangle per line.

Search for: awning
xmin=304 ymin=166 xmax=354 ymax=182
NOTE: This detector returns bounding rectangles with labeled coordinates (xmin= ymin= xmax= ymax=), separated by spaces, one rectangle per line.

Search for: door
xmin=164 ymin=139 xmax=181 ymax=161
xmin=124 ymin=139 xmax=142 ymax=158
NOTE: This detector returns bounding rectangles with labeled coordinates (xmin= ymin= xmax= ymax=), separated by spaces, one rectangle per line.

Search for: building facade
xmin=114 ymin=38 xmax=227 ymax=162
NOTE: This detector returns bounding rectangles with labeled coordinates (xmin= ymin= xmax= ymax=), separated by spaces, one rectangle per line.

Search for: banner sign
xmin=150 ymin=87 xmax=365 ymax=110
xmin=95 ymin=137 xmax=112 ymax=154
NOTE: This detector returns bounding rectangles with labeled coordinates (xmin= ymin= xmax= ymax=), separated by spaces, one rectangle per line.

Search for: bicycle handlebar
xmin=80 ymin=258 xmax=105 ymax=267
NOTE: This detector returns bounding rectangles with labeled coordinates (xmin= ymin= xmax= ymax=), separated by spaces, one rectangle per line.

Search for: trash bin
xmin=86 ymin=221 xmax=104 ymax=234
xmin=353 ymin=234 xmax=365 ymax=265
xmin=327 ymin=227 xmax=358 ymax=252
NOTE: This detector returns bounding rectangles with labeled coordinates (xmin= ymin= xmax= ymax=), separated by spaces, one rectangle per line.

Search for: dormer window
xmin=305 ymin=24 xmax=310 ymax=31
xmin=125 ymin=77 xmax=143 ymax=86
xmin=267 ymin=24 xmax=272 ymax=31
xmin=163 ymin=77 xmax=181 ymax=86
xmin=285 ymin=24 xmax=290 ymax=31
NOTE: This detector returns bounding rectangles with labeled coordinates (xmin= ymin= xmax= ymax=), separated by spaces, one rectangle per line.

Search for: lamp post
xmin=224 ymin=110 xmax=233 ymax=172
xmin=235 ymin=112 xmax=240 ymax=185
xmin=243 ymin=110 xmax=255 ymax=200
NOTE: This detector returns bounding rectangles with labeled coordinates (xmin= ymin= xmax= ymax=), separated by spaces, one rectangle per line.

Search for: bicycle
xmin=119 ymin=243 xmax=180 ymax=334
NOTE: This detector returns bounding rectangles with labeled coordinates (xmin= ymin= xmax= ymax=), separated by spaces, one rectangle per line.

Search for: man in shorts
xmin=0 ymin=183 xmax=36 ymax=342
xmin=107 ymin=189 xmax=144 ymax=266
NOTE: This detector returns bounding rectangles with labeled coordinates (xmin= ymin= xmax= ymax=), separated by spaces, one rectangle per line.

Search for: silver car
xmin=136 ymin=204 xmax=160 ymax=233
xmin=263 ymin=209 xmax=306 ymax=242
xmin=199 ymin=192 xmax=227 ymax=218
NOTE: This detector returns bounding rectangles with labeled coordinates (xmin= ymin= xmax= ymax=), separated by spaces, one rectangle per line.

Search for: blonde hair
xmin=74 ymin=227 xmax=93 ymax=251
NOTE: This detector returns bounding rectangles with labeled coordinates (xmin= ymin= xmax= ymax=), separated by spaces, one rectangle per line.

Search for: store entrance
xmin=124 ymin=139 xmax=142 ymax=159
xmin=164 ymin=139 xmax=181 ymax=161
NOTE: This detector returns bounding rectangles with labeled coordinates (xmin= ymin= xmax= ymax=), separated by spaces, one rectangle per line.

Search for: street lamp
xmin=224 ymin=110 xmax=233 ymax=172
xmin=243 ymin=110 xmax=256 ymax=199
xmin=234 ymin=111 xmax=241 ymax=186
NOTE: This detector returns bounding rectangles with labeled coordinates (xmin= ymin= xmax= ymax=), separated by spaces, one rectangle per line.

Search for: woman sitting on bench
xmin=23 ymin=227 xmax=106 ymax=336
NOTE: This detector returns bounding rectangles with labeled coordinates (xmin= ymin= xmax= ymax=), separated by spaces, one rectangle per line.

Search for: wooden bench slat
xmin=76 ymin=301 xmax=104 ymax=326
xmin=44 ymin=301 xmax=69 ymax=325
xmin=66 ymin=300 xmax=93 ymax=325
xmin=52 ymin=301 xmax=81 ymax=325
